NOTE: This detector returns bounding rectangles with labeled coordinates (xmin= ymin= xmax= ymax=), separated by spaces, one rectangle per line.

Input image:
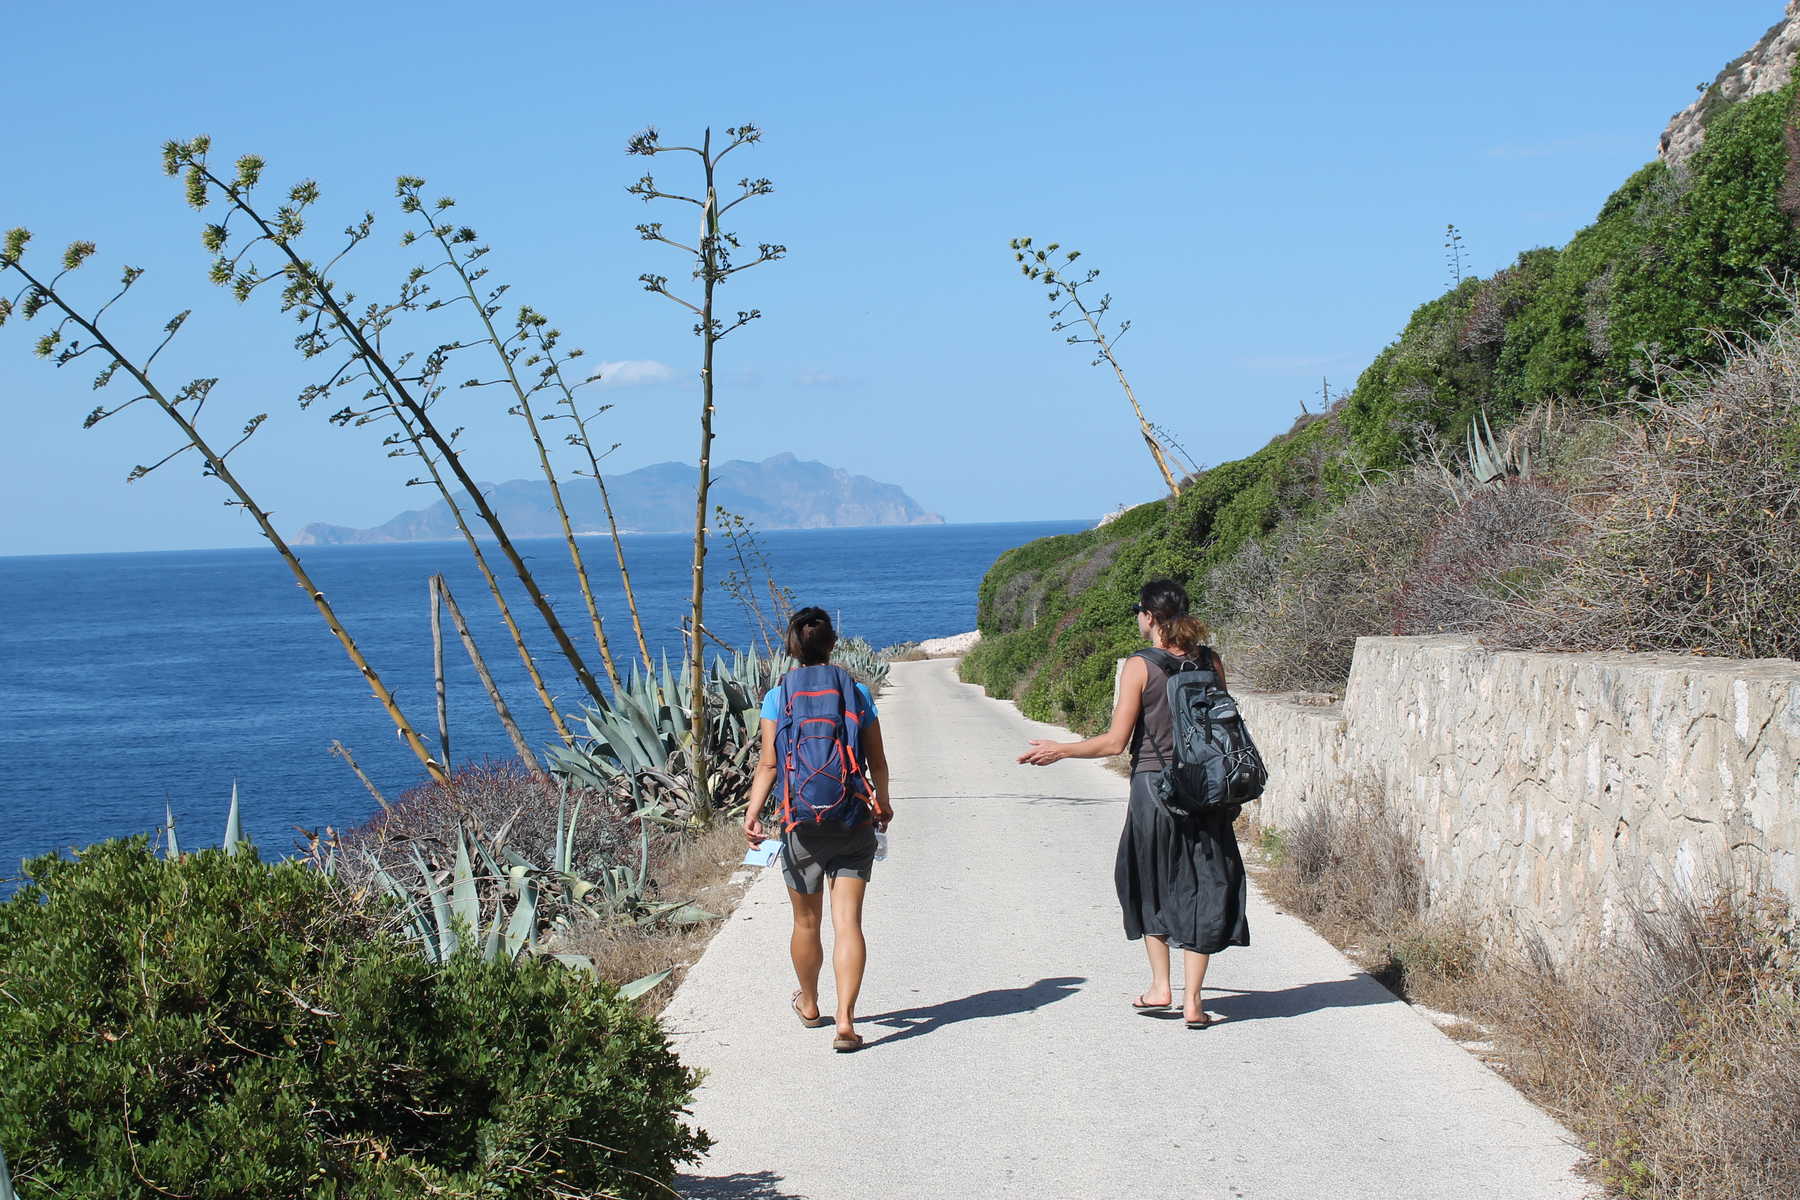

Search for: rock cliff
xmin=1660 ymin=1 xmax=1800 ymax=167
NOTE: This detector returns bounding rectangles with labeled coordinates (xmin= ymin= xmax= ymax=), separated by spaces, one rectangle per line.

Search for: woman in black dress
xmin=1017 ymin=578 xmax=1249 ymax=1027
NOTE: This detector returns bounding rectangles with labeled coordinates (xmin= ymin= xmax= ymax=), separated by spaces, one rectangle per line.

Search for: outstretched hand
xmin=1018 ymin=739 xmax=1066 ymax=766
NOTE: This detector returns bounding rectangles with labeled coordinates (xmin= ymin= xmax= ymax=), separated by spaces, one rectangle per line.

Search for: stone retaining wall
xmin=1237 ymin=636 xmax=1800 ymax=959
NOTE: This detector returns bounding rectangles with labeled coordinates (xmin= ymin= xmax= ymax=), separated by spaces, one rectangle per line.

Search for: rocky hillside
xmin=1660 ymin=1 xmax=1800 ymax=165
xmin=293 ymin=452 xmax=942 ymax=544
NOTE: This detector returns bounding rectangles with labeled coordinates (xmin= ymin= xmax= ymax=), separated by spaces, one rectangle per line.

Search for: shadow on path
xmin=860 ymin=976 xmax=1085 ymax=1048
xmin=678 ymin=1169 xmax=808 ymax=1199
xmin=1192 ymin=974 xmax=1400 ymax=1024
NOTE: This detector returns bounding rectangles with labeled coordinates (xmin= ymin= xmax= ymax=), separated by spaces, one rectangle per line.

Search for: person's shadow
xmin=1154 ymin=974 xmax=1399 ymax=1025
xmin=859 ymin=976 xmax=1085 ymax=1048
xmin=678 ymin=1170 xmax=809 ymax=1199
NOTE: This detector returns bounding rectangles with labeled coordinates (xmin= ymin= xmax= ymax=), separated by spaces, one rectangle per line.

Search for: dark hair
xmin=1138 ymin=579 xmax=1210 ymax=655
xmin=784 ymin=606 xmax=837 ymax=665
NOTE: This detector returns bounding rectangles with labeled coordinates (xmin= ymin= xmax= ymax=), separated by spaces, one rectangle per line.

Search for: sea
xmin=0 ymin=521 xmax=1082 ymax=880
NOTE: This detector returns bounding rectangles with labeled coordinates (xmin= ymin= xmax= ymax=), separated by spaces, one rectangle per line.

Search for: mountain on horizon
xmin=291 ymin=453 xmax=945 ymax=545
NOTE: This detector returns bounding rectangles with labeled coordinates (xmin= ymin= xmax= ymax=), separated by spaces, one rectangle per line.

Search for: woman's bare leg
xmin=828 ymin=875 xmax=868 ymax=1036
xmin=1182 ymin=949 xmax=1212 ymax=1023
xmin=788 ymin=888 xmax=825 ymax=1020
xmin=1140 ymin=935 xmax=1173 ymax=1006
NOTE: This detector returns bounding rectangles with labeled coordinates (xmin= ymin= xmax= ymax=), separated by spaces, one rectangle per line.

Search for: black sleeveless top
xmin=1128 ymin=645 xmax=1217 ymax=775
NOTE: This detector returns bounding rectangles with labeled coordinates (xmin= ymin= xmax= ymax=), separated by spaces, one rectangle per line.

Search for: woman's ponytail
xmin=1138 ymin=579 xmax=1211 ymax=656
xmin=784 ymin=606 xmax=837 ymax=666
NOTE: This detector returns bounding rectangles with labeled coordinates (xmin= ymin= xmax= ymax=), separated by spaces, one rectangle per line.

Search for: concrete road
xmin=663 ymin=657 xmax=1591 ymax=1200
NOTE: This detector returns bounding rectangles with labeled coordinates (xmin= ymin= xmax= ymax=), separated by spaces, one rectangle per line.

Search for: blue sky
xmin=0 ymin=0 xmax=1782 ymax=554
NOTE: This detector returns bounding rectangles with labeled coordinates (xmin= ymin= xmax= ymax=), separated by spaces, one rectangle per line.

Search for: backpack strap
xmin=1136 ymin=646 xmax=1207 ymax=677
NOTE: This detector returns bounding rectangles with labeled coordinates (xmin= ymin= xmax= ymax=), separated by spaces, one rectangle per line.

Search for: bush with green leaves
xmin=0 ymin=840 xmax=708 ymax=1199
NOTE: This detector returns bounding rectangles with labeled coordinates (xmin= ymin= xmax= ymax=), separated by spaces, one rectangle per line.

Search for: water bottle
xmin=874 ymin=830 xmax=889 ymax=862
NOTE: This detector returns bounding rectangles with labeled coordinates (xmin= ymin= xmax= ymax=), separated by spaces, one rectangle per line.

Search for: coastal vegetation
xmin=965 ymin=77 xmax=1800 ymax=731
xmin=0 ymin=839 xmax=707 ymax=1197
xmin=1 ymin=125 xmax=810 ymax=1190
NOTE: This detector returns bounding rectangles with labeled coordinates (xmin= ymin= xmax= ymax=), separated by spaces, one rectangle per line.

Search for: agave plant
xmin=832 ymin=636 xmax=890 ymax=689
xmin=161 ymin=785 xmax=693 ymax=1001
xmin=549 ymin=649 xmax=782 ymax=819
xmin=160 ymin=782 xmax=253 ymax=860
xmin=1465 ymin=410 xmax=1532 ymax=488
xmin=364 ymin=827 xmax=540 ymax=964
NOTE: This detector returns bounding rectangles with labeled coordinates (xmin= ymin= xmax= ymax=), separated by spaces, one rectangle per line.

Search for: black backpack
xmin=1138 ymin=648 xmax=1268 ymax=820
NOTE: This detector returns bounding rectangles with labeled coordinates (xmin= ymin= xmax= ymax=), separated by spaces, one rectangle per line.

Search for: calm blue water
xmin=0 ymin=521 xmax=1081 ymax=879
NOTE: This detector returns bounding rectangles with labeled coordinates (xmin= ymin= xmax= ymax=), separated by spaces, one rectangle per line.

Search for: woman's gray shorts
xmin=780 ymin=823 xmax=877 ymax=894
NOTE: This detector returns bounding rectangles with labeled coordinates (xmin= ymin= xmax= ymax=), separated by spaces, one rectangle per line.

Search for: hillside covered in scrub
xmin=963 ymin=6 xmax=1800 ymax=734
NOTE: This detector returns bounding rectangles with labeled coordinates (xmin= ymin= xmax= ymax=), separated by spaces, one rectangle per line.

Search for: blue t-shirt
xmin=760 ymin=679 xmax=878 ymax=725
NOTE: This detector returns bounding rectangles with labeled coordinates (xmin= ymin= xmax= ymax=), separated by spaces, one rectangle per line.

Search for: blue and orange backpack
xmin=775 ymin=663 xmax=873 ymax=831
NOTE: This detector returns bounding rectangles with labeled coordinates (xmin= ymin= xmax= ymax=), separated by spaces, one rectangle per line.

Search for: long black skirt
xmin=1114 ymin=772 xmax=1250 ymax=954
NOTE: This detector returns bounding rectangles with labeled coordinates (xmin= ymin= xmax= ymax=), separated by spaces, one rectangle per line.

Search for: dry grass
xmin=1242 ymin=785 xmax=1479 ymax=1005
xmin=1246 ymin=784 xmax=1800 ymax=1199
xmin=1206 ymin=473 xmax=1454 ymax=691
xmin=1511 ymin=298 xmax=1800 ymax=659
xmin=1475 ymin=890 xmax=1800 ymax=1199
xmin=1391 ymin=479 xmax=1578 ymax=637
xmin=547 ymin=819 xmax=756 ymax=1015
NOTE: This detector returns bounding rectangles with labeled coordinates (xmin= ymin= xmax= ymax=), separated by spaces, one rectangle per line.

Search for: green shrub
xmin=0 ymin=840 xmax=707 ymax=1199
xmin=1608 ymin=85 xmax=1800 ymax=377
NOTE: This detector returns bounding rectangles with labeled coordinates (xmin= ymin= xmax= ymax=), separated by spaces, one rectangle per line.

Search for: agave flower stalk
xmin=398 ymin=179 xmax=626 ymax=690
xmin=434 ymin=574 xmax=542 ymax=774
xmin=1010 ymin=236 xmax=1183 ymax=497
xmin=381 ymin=401 xmax=574 ymax=743
xmin=628 ymin=123 xmax=785 ymax=810
xmin=0 ymin=231 xmax=447 ymax=783
xmin=330 ymin=739 xmax=393 ymax=813
xmin=531 ymin=321 xmax=656 ymax=673
xmin=162 ymin=138 xmax=608 ymax=709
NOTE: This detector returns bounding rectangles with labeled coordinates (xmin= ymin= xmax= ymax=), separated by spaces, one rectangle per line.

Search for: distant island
xmin=291 ymin=452 xmax=944 ymax=544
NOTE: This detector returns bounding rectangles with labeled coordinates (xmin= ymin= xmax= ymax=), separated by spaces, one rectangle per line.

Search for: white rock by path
xmin=915 ymin=629 xmax=980 ymax=656
xmin=662 ymin=658 xmax=1593 ymax=1200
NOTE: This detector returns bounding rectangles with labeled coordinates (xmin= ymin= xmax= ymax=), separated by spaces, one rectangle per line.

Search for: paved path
xmin=663 ymin=658 xmax=1591 ymax=1200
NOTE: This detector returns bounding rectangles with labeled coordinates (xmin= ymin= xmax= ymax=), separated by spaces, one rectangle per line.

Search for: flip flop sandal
xmin=831 ymin=1032 xmax=865 ymax=1053
xmin=1132 ymin=995 xmax=1172 ymax=1011
xmin=1185 ymin=1013 xmax=1215 ymax=1030
xmin=791 ymin=992 xmax=831 ymax=1029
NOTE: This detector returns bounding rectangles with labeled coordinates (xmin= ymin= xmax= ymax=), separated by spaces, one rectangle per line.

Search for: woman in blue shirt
xmin=743 ymin=607 xmax=893 ymax=1052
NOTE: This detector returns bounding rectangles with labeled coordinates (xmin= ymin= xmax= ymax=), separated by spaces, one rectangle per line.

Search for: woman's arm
xmin=860 ymin=718 xmax=892 ymax=829
xmin=1017 ymin=655 xmax=1147 ymax=765
xmin=1210 ymin=648 xmax=1229 ymax=692
xmin=743 ymin=718 xmax=780 ymax=847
